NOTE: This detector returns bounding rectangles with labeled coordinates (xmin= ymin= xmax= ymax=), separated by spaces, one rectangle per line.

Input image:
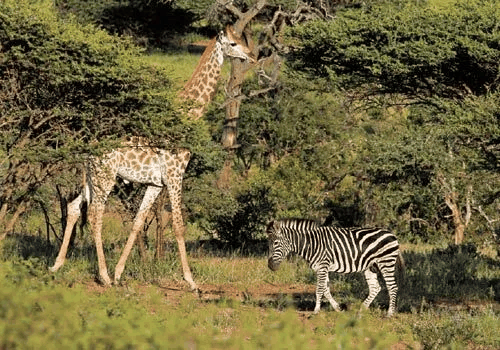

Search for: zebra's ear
xmin=266 ymin=220 xmax=280 ymax=237
xmin=266 ymin=221 xmax=275 ymax=235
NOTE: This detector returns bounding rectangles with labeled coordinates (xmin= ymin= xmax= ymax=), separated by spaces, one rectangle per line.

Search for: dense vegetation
xmin=201 ymin=0 xmax=500 ymax=245
xmin=2 ymin=0 xmax=498 ymax=246
xmin=0 ymin=234 xmax=498 ymax=348
xmin=0 ymin=0 xmax=499 ymax=348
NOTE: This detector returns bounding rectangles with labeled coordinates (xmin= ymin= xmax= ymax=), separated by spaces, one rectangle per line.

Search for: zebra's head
xmin=266 ymin=220 xmax=289 ymax=272
xmin=267 ymin=218 xmax=320 ymax=271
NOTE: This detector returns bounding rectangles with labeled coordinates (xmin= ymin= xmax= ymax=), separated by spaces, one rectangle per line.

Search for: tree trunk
xmin=438 ymin=174 xmax=472 ymax=244
xmin=446 ymin=197 xmax=465 ymax=245
xmin=56 ymin=185 xmax=68 ymax=239
xmin=0 ymin=201 xmax=28 ymax=240
xmin=0 ymin=203 xmax=9 ymax=231
xmin=221 ymin=58 xmax=253 ymax=149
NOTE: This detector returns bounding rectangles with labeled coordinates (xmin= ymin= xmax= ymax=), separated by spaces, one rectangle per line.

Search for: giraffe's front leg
xmin=114 ymin=186 xmax=162 ymax=284
xmin=165 ymin=153 xmax=198 ymax=292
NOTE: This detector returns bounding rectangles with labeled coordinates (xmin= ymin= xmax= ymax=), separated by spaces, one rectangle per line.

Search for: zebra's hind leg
xmin=362 ymin=269 xmax=381 ymax=311
xmin=314 ymin=269 xmax=340 ymax=314
xmin=324 ymin=273 xmax=341 ymax=312
xmin=380 ymin=266 xmax=398 ymax=317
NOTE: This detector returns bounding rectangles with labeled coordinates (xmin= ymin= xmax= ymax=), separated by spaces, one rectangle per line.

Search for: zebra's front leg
xmin=314 ymin=269 xmax=340 ymax=314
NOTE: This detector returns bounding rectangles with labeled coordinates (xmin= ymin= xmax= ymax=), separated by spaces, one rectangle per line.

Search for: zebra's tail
xmin=396 ymin=250 xmax=405 ymax=282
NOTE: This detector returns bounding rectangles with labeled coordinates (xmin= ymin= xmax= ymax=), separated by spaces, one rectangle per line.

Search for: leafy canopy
xmin=286 ymin=0 xmax=500 ymax=100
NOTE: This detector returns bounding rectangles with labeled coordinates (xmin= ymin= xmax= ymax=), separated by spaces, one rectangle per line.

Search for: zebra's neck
xmin=287 ymin=228 xmax=316 ymax=263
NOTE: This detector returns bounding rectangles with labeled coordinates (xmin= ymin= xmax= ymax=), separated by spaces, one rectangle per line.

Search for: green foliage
xmin=412 ymin=310 xmax=500 ymax=350
xmin=363 ymin=94 xmax=500 ymax=240
xmin=287 ymin=0 xmax=500 ymax=99
xmin=268 ymin=0 xmax=500 ymax=243
xmin=195 ymin=73 xmax=374 ymax=243
xmin=0 ymin=0 xmax=215 ymax=221
xmin=184 ymin=170 xmax=276 ymax=244
xmin=0 ymin=0 xmax=189 ymax=147
xmin=57 ymin=0 xmax=196 ymax=48
xmin=401 ymin=244 xmax=500 ymax=306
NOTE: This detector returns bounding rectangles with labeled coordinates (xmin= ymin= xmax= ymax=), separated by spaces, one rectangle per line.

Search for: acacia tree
xmin=192 ymin=0 xmax=338 ymax=192
xmin=207 ymin=0 xmax=335 ymax=149
xmin=285 ymin=0 xmax=500 ymax=243
xmin=0 ymin=0 xmax=201 ymax=237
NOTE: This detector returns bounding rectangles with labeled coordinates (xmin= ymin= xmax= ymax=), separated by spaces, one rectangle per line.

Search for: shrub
xmin=0 ymin=0 xmax=212 ymax=229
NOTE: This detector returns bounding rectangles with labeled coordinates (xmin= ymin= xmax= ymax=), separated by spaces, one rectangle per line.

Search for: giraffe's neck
xmin=179 ymin=38 xmax=224 ymax=119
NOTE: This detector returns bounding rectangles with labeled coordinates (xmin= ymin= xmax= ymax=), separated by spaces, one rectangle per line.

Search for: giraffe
xmin=180 ymin=25 xmax=253 ymax=119
xmin=49 ymin=26 xmax=254 ymax=289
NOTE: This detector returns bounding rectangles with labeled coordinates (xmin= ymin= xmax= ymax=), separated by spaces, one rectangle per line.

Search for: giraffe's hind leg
xmin=89 ymin=200 xmax=112 ymax=286
xmin=50 ymin=194 xmax=83 ymax=272
xmin=362 ymin=268 xmax=381 ymax=310
xmin=87 ymin=176 xmax=115 ymax=286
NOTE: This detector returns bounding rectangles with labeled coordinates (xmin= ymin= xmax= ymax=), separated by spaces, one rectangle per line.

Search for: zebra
xmin=266 ymin=218 xmax=404 ymax=316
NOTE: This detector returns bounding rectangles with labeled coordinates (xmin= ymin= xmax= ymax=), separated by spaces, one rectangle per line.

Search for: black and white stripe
xmin=267 ymin=219 xmax=403 ymax=316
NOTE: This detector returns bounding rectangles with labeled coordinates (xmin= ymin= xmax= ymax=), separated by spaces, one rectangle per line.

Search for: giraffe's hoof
xmin=98 ymin=276 xmax=113 ymax=287
xmin=185 ymin=279 xmax=198 ymax=292
xmin=192 ymin=287 xmax=202 ymax=298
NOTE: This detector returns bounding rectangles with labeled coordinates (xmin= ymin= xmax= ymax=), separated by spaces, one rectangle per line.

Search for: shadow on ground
xmin=197 ymin=242 xmax=500 ymax=314
xmin=3 ymin=233 xmax=500 ymax=314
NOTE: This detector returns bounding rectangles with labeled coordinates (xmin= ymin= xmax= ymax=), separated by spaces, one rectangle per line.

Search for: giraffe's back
xmin=115 ymin=148 xmax=164 ymax=186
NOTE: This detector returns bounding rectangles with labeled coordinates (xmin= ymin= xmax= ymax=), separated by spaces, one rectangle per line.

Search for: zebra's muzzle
xmin=268 ymin=257 xmax=280 ymax=271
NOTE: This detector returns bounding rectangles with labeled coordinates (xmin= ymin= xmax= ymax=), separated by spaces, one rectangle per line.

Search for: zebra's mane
xmin=277 ymin=218 xmax=321 ymax=230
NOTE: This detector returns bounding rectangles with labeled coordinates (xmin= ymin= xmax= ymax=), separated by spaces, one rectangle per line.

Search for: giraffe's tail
xmin=80 ymin=165 xmax=90 ymax=227
xmin=82 ymin=165 xmax=91 ymax=204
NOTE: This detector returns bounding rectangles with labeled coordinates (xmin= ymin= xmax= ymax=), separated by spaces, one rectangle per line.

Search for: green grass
xmin=144 ymin=49 xmax=233 ymax=91
xmin=0 ymin=259 xmax=417 ymax=349
xmin=0 ymin=220 xmax=499 ymax=349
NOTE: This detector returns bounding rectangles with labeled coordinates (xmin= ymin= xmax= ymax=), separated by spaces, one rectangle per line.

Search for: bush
xmin=287 ymin=0 xmax=500 ymax=99
xmin=0 ymin=0 xmax=212 ymax=225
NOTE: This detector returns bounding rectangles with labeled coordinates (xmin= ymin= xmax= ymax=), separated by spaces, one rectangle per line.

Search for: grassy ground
xmin=0 ymin=215 xmax=499 ymax=349
xmin=2 ymin=47 xmax=499 ymax=348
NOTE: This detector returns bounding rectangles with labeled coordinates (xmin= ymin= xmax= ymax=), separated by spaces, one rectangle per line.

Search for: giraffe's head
xmin=217 ymin=25 xmax=255 ymax=63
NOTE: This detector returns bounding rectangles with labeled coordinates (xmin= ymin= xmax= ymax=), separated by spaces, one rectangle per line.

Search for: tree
xmin=0 ymin=0 xmax=205 ymax=236
xmin=285 ymin=0 xmax=500 ymax=243
xmin=286 ymin=0 xmax=500 ymax=100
